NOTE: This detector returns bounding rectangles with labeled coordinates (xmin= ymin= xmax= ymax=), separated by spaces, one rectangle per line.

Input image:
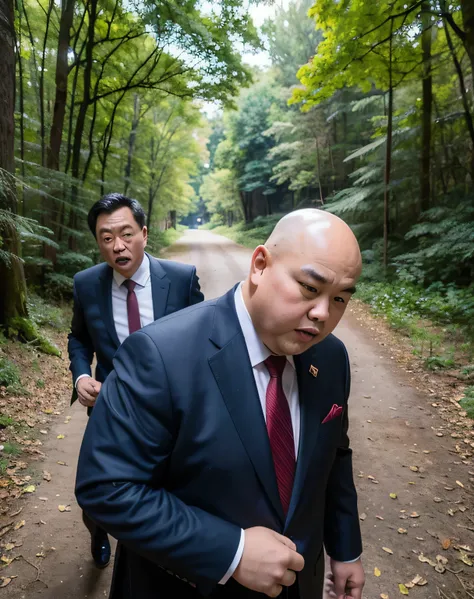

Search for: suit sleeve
xmin=75 ymin=330 xmax=241 ymax=591
xmin=323 ymin=345 xmax=363 ymax=562
xmin=189 ymin=266 xmax=204 ymax=305
xmin=67 ymin=277 xmax=94 ymax=400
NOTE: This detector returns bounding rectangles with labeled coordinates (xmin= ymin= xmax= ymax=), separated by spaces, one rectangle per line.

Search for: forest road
xmin=3 ymin=230 xmax=472 ymax=599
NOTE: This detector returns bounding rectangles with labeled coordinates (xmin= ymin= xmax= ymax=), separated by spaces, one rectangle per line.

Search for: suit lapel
xmin=149 ymin=255 xmax=170 ymax=320
xmin=98 ymin=267 xmax=121 ymax=349
xmin=286 ymin=352 xmax=323 ymax=524
xmin=209 ymin=291 xmax=285 ymax=524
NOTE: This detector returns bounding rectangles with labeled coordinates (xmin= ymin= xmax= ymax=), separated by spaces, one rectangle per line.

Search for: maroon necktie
xmin=123 ymin=279 xmax=141 ymax=335
xmin=264 ymin=355 xmax=296 ymax=515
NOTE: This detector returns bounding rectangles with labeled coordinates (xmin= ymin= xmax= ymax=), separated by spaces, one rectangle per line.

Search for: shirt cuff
xmin=75 ymin=374 xmax=91 ymax=388
xmin=219 ymin=529 xmax=245 ymax=584
xmin=340 ymin=555 xmax=362 ymax=563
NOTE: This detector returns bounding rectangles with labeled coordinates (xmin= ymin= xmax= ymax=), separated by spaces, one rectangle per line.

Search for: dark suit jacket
xmin=68 ymin=252 xmax=203 ymax=403
xmin=75 ymin=287 xmax=362 ymax=599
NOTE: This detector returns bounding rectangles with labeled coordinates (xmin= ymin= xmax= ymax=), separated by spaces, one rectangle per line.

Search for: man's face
xmin=248 ymin=242 xmax=360 ymax=356
xmin=95 ymin=206 xmax=147 ymax=277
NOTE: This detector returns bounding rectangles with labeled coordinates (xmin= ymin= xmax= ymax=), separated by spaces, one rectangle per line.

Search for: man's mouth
xmin=115 ymin=257 xmax=130 ymax=265
xmin=295 ymin=328 xmax=319 ymax=341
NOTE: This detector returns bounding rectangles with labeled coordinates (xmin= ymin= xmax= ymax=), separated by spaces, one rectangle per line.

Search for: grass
xmin=0 ymin=458 xmax=8 ymax=476
xmin=1 ymin=442 xmax=21 ymax=456
xmin=460 ymin=386 xmax=474 ymax=419
xmin=0 ymin=357 xmax=21 ymax=389
xmin=0 ymin=415 xmax=15 ymax=429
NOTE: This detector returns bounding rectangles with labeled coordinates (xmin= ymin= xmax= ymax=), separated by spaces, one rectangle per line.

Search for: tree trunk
xmin=444 ymin=15 xmax=474 ymax=181
xmin=420 ymin=2 xmax=432 ymax=213
xmin=39 ymin=0 xmax=54 ymax=168
xmin=124 ymin=94 xmax=140 ymax=195
xmin=48 ymin=0 xmax=75 ymax=172
xmin=16 ymin=0 xmax=25 ymax=183
xmin=383 ymin=19 xmax=394 ymax=269
xmin=316 ymin=137 xmax=324 ymax=205
xmin=0 ymin=0 xmax=28 ymax=325
xmin=169 ymin=210 xmax=177 ymax=229
xmin=460 ymin=0 xmax=474 ymax=81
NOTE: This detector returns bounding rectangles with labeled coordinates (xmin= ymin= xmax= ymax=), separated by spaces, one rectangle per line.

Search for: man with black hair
xmin=68 ymin=192 xmax=204 ymax=568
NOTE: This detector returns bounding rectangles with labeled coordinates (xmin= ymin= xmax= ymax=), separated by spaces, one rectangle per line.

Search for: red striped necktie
xmin=264 ymin=355 xmax=295 ymax=515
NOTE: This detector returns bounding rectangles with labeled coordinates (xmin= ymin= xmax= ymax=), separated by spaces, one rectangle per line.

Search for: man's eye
xmin=103 ymin=237 xmax=112 ymax=243
xmin=300 ymin=282 xmax=317 ymax=293
xmin=123 ymin=233 xmax=132 ymax=238
xmin=334 ymin=297 xmax=345 ymax=303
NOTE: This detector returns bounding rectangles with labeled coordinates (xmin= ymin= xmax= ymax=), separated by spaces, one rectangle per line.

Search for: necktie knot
xmin=123 ymin=279 xmax=137 ymax=292
xmin=264 ymin=355 xmax=287 ymax=379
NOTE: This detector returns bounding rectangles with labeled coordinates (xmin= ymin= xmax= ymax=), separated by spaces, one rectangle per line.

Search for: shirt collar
xmin=113 ymin=254 xmax=150 ymax=288
xmin=234 ymin=283 xmax=294 ymax=370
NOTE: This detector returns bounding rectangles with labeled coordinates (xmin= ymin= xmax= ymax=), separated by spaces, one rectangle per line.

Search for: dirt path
xmin=1 ymin=230 xmax=472 ymax=598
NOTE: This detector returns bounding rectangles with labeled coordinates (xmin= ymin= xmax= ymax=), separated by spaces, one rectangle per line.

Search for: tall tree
xmin=0 ymin=0 xmax=28 ymax=325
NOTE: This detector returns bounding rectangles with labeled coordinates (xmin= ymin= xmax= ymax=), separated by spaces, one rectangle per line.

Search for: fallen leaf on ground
xmin=43 ymin=471 xmax=51 ymax=482
xmin=441 ymin=539 xmax=451 ymax=550
xmin=376 ymin=515 xmax=385 ymax=520
xmin=382 ymin=547 xmax=393 ymax=554
xmin=57 ymin=434 xmax=65 ymax=440
xmin=455 ymin=480 xmax=464 ymax=488
xmin=359 ymin=513 xmax=367 ymax=521
xmin=3 ymin=543 xmax=14 ymax=552
xmin=0 ymin=576 xmax=16 ymax=587
xmin=1 ymin=555 xmax=12 ymax=565
xmin=22 ymin=485 xmax=35 ymax=494
xmin=390 ymin=493 xmax=397 ymax=499
xmin=398 ymin=528 xmax=407 ymax=534
xmin=409 ymin=466 xmax=419 ymax=472
xmin=458 ymin=551 xmax=473 ymax=566
xmin=13 ymin=520 xmax=25 ymax=531
xmin=58 ymin=505 xmax=71 ymax=512
xmin=381 ymin=594 xmax=389 ymax=599
xmin=398 ymin=583 xmax=409 ymax=595
xmin=433 ymin=497 xmax=442 ymax=503
xmin=410 ymin=512 xmax=420 ymax=518
xmin=374 ymin=567 xmax=381 ymax=577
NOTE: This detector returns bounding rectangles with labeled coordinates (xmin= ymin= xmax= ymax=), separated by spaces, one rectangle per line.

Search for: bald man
xmin=76 ymin=209 xmax=365 ymax=599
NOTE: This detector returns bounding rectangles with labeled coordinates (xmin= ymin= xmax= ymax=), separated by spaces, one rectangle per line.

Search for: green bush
xmin=460 ymin=386 xmax=474 ymax=419
xmin=0 ymin=358 xmax=21 ymax=388
xmin=28 ymin=293 xmax=69 ymax=330
xmin=45 ymin=272 xmax=74 ymax=299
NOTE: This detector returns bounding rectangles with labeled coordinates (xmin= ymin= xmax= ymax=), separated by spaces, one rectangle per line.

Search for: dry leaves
xmin=58 ymin=505 xmax=71 ymax=512
xmin=374 ymin=567 xmax=381 ymax=577
xmin=382 ymin=547 xmax=393 ymax=555
xmin=43 ymin=471 xmax=52 ymax=482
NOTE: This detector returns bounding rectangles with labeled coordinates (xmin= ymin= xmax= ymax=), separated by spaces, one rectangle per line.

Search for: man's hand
xmin=232 ymin=526 xmax=304 ymax=598
xmin=77 ymin=377 xmax=102 ymax=408
xmin=326 ymin=559 xmax=365 ymax=599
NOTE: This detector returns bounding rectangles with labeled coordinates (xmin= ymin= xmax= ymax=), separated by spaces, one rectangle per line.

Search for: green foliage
xmin=424 ymin=355 xmax=456 ymax=371
xmin=459 ymin=386 xmax=474 ymax=419
xmin=0 ymin=358 xmax=21 ymax=389
xmin=56 ymin=252 xmax=94 ymax=277
xmin=27 ymin=293 xmax=69 ymax=331
xmin=1 ymin=442 xmax=21 ymax=456
xmin=147 ymin=226 xmax=183 ymax=254
xmin=44 ymin=273 xmax=74 ymax=300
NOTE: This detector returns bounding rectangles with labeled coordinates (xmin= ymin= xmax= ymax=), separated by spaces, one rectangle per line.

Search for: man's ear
xmin=250 ymin=245 xmax=270 ymax=284
xmin=142 ymin=226 xmax=148 ymax=247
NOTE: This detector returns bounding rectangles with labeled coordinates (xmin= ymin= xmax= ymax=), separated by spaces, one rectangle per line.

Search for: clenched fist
xmin=232 ymin=527 xmax=304 ymax=598
xmin=77 ymin=376 xmax=102 ymax=408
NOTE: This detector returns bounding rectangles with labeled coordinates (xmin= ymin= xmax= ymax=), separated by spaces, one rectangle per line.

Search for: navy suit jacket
xmin=75 ymin=287 xmax=362 ymax=599
xmin=68 ymin=252 xmax=203 ymax=403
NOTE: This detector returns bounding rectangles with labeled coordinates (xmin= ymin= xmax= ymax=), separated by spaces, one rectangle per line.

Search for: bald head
xmin=264 ymin=209 xmax=362 ymax=275
xmin=243 ymin=209 xmax=362 ymax=356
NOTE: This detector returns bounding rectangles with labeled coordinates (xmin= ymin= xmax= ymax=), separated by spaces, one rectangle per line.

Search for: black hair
xmin=87 ymin=193 xmax=146 ymax=238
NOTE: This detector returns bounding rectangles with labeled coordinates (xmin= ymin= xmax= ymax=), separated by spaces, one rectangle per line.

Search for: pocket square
xmin=322 ymin=404 xmax=343 ymax=424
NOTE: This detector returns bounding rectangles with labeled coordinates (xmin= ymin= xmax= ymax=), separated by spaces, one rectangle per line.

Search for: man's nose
xmin=308 ymin=297 xmax=330 ymax=322
xmin=113 ymin=238 xmax=125 ymax=252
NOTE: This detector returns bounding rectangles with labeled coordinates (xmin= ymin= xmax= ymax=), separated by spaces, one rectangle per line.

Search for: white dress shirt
xmin=75 ymin=255 xmax=154 ymax=385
